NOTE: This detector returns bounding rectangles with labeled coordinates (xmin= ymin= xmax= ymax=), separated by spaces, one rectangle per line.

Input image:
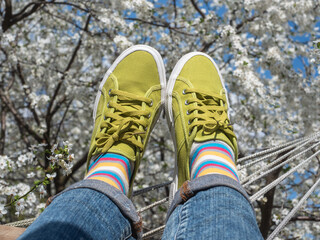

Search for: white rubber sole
xmin=92 ymin=45 xmax=166 ymax=121
xmin=165 ymin=52 xmax=230 ymax=204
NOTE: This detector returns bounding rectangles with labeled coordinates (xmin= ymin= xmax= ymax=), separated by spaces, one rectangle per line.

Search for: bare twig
xmin=53 ymin=99 xmax=73 ymax=143
xmin=125 ymin=17 xmax=196 ymax=36
xmin=0 ymin=88 xmax=43 ymax=142
xmin=190 ymin=0 xmax=205 ymax=19
xmin=0 ymin=104 xmax=7 ymax=154
xmin=16 ymin=62 xmax=40 ymax=125
xmin=45 ymin=14 xmax=91 ymax=142
xmin=2 ymin=0 xmax=45 ymax=32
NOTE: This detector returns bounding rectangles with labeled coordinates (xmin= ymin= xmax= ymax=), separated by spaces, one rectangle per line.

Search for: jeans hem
xmin=46 ymin=179 xmax=142 ymax=239
xmin=166 ymin=174 xmax=253 ymax=222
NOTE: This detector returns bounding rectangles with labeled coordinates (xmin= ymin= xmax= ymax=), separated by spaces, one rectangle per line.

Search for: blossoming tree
xmin=0 ymin=0 xmax=319 ymax=238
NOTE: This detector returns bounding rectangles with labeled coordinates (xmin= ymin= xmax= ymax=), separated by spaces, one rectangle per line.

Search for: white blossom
xmin=46 ymin=172 xmax=57 ymax=181
xmin=0 ymin=204 xmax=8 ymax=217
xmin=113 ymin=35 xmax=133 ymax=50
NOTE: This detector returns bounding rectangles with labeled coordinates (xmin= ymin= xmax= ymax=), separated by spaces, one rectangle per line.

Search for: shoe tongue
xmin=108 ymin=143 xmax=136 ymax=162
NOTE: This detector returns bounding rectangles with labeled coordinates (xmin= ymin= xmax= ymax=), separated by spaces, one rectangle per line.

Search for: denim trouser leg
xmin=18 ymin=180 xmax=141 ymax=240
xmin=18 ymin=176 xmax=263 ymax=240
xmin=162 ymin=175 xmax=263 ymax=240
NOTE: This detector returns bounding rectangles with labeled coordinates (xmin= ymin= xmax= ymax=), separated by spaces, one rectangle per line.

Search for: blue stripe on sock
xmin=190 ymin=142 xmax=234 ymax=167
xmin=193 ymin=160 xmax=239 ymax=181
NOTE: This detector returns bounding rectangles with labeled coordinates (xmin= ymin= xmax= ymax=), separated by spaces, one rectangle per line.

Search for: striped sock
xmin=190 ymin=140 xmax=239 ymax=182
xmin=85 ymin=153 xmax=132 ymax=195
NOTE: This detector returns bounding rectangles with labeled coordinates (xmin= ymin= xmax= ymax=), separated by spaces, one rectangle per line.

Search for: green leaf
xmin=50 ymin=164 xmax=56 ymax=170
xmin=158 ymin=206 xmax=166 ymax=212
xmin=243 ymin=61 xmax=248 ymax=66
xmin=34 ymin=180 xmax=41 ymax=185
xmin=43 ymin=180 xmax=50 ymax=186
xmin=6 ymin=160 xmax=12 ymax=171
xmin=317 ymin=42 xmax=320 ymax=49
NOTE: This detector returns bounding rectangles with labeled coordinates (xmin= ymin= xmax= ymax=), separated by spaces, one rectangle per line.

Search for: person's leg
xmin=164 ymin=52 xmax=263 ymax=239
xmin=19 ymin=188 xmax=135 ymax=240
xmin=162 ymin=181 xmax=263 ymax=240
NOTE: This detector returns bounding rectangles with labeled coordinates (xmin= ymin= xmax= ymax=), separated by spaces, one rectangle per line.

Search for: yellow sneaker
xmin=166 ymin=52 xmax=238 ymax=196
xmin=87 ymin=45 xmax=166 ymax=196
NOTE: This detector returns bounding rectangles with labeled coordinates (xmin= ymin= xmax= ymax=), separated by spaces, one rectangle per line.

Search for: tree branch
xmin=16 ymin=62 xmax=40 ymax=125
xmin=2 ymin=0 xmax=45 ymax=32
xmin=125 ymin=17 xmax=196 ymax=36
xmin=45 ymin=14 xmax=91 ymax=142
xmin=53 ymin=99 xmax=73 ymax=143
xmin=290 ymin=216 xmax=320 ymax=222
xmin=199 ymin=39 xmax=216 ymax=52
xmin=259 ymin=152 xmax=289 ymax=238
xmin=39 ymin=1 xmax=90 ymax=13
xmin=0 ymin=88 xmax=43 ymax=142
xmin=190 ymin=0 xmax=205 ymax=19
xmin=0 ymin=104 xmax=7 ymax=155
xmin=2 ymin=0 xmax=13 ymax=32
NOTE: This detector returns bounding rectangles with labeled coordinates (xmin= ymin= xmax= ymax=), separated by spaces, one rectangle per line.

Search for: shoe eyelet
xmin=144 ymin=126 xmax=148 ymax=131
xmin=186 ymin=110 xmax=190 ymax=115
xmin=147 ymin=113 xmax=151 ymax=119
xmin=185 ymin=100 xmax=189 ymax=105
xmin=182 ymin=89 xmax=186 ymax=95
xmin=149 ymin=100 xmax=153 ymax=107
xmin=108 ymin=89 xmax=112 ymax=96
xmin=107 ymin=102 xmax=110 ymax=108
xmin=189 ymin=130 xmax=192 ymax=136
xmin=188 ymin=120 xmax=191 ymax=125
xmin=141 ymin=138 xmax=144 ymax=144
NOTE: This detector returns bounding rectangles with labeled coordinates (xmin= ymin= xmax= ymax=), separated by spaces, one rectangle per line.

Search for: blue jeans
xmin=162 ymin=187 xmax=262 ymax=239
xmin=19 ymin=177 xmax=263 ymax=240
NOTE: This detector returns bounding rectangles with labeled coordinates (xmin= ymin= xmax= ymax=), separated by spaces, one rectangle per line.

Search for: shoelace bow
xmin=183 ymin=88 xmax=236 ymax=139
xmin=95 ymin=88 xmax=152 ymax=154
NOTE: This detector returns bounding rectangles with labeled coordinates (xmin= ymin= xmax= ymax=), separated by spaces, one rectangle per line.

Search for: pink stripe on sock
xmin=191 ymin=147 xmax=233 ymax=169
xmin=195 ymin=163 xmax=238 ymax=180
xmin=87 ymin=172 xmax=124 ymax=192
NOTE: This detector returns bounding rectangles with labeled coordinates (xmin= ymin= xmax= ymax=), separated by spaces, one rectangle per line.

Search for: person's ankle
xmin=190 ymin=140 xmax=239 ymax=182
xmin=85 ymin=153 xmax=133 ymax=195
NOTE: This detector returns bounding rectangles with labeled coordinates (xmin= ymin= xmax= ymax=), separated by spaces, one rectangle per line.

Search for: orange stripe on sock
xmin=88 ymin=162 xmax=129 ymax=182
xmin=88 ymin=176 xmax=121 ymax=191
xmin=198 ymin=168 xmax=238 ymax=182
xmin=197 ymin=151 xmax=235 ymax=166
